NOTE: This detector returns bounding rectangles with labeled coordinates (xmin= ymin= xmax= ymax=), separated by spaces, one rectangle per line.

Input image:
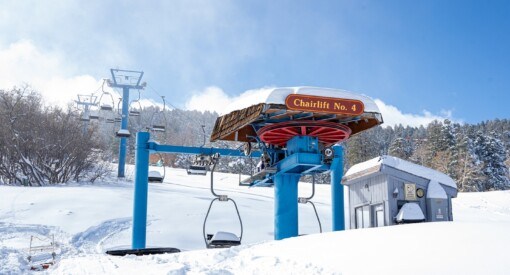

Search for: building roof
xmin=210 ymin=87 xmax=383 ymax=143
xmin=343 ymin=155 xmax=458 ymax=189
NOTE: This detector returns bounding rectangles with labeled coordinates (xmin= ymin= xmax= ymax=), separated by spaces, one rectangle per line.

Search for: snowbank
xmin=1 ymin=166 xmax=510 ymax=274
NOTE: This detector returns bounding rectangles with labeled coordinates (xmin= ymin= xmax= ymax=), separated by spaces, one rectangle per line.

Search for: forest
xmin=1 ymin=88 xmax=509 ymax=192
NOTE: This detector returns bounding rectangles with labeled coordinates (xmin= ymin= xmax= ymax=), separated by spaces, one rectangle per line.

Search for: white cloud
xmin=185 ymin=86 xmax=456 ymax=127
xmin=374 ymin=99 xmax=455 ymax=127
xmin=0 ymin=40 xmax=106 ymax=107
xmin=184 ymin=86 xmax=236 ymax=113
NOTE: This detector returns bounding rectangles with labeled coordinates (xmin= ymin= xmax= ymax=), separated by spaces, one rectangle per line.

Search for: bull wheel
xmin=257 ymin=121 xmax=352 ymax=146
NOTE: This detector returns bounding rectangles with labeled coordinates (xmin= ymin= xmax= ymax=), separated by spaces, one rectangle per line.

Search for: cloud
xmin=0 ymin=40 xmax=105 ymax=107
xmin=185 ymin=86 xmax=456 ymax=127
xmin=374 ymin=99 xmax=455 ymax=127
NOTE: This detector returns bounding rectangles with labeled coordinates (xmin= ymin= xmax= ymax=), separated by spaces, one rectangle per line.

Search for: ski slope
xmin=1 ymin=166 xmax=510 ymax=274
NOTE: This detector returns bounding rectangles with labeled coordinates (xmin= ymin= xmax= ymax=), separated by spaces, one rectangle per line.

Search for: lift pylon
xmin=107 ymin=69 xmax=146 ymax=178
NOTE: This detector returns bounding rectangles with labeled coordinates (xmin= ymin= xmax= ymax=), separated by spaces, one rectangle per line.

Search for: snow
xmin=427 ymin=180 xmax=448 ymax=199
xmin=1 ymin=165 xmax=510 ymax=274
xmin=220 ymin=86 xmax=381 ymax=115
xmin=211 ymin=231 xmax=240 ymax=242
xmin=395 ymin=202 xmax=425 ymax=222
xmin=344 ymin=155 xmax=458 ymax=189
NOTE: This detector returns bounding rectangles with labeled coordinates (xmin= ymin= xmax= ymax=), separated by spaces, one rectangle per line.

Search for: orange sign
xmin=285 ymin=94 xmax=364 ymax=116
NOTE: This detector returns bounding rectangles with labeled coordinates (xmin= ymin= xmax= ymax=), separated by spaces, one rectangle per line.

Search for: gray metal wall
xmin=347 ymin=173 xmax=388 ymax=229
xmin=383 ymin=166 xmax=429 ymax=225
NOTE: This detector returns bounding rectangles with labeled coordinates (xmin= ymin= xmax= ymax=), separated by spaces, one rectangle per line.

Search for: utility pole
xmin=75 ymin=94 xmax=98 ymax=135
xmin=107 ymin=69 xmax=146 ymax=178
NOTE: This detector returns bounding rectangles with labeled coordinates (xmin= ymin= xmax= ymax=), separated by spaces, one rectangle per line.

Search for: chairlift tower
xmin=75 ymin=94 xmax=98 ymax=134
xmin=107 ymin=69 xmax=146 ymax=178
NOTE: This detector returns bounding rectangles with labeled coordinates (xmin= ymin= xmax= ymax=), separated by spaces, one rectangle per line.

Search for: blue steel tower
xmin=107 ymin=69 xmax=146 ymax=178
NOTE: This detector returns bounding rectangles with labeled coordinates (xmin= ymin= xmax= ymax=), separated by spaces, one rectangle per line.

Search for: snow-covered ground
xmin=1 ymin=166 xmax=510 ymax=274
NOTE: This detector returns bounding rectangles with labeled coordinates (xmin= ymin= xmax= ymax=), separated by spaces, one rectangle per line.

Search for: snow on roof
xmin=220 ymin=86 xmax=380 ymax=115
xmin=427 ymin=180 xmax=448 ymax=199
xmin=396 ymin=202 xmax=425 ymax=222
xmin=344 ymin=155 xmax=457 ymax=189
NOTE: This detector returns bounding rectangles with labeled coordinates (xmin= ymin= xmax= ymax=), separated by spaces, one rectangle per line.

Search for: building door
xmin=374 ymin=204 xmax=384 ymax=227
xmin=355 ymin=205 xmax=371 ymax=229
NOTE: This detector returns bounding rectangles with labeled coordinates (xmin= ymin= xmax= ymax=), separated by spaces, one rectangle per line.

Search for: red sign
xmin=285 ymin=94 xmax=364 ymax=116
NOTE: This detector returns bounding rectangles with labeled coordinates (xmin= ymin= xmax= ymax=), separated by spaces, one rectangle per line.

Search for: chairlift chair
xmin=116 ymin=129 xmax=131 ymax=138
xmin=148 ymin=153 xmax=166 ymax=183
xmin=203 ymin=154 xmax=243 ymax=249
xmin=129 ymin=90 xmax=143 ymax=117
xmin=89 ymin=110 xmax=100 ymax=120
xmin=148 ymin=170 xmax=164 ymax=183
xmin=98 ymin=82 xmax=115 ymax=111
xmin=187 ymin=154 xmax=209 ymax=176
xmin=149 ymin=96 xmax=167 ymax=132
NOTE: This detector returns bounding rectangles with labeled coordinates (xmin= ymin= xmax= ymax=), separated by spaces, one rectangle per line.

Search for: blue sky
xmin=1 ymin=0 xmax=509 ymax=126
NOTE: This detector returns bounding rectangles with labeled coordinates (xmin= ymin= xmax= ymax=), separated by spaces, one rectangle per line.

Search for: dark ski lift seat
xmin=203 ymin=154 xmax=243 ymax=249
xmin=106 ymin=118 xmax=115 ymax=124
xmin=148 ymin=170 xmax=163 ymax=183
xmin=116 ymin=129 xmax=131 ymax=138
xmin=149 ymin=96 xmax=167 ymax=133
xmin=148 ymin=153 xmax=166 ymax=183
xmin=101 ymin=104 xmax=113 ymax=111
xmin=152 ymin=125 xmax=166 ymax=132
xmin=187 ymin=154 xmax=209 ymax=175
xmin=98 ymin=80 xmax=115 ymax=111
xmin=206 ymin=231 xmax=241 ymax=249
xmin=187 ymin=165 xmax=207 ymax=175
xmin=89 ymin=113 xmax=100 ymax=120
xmin=129 ymin=90 xmax=143 ymax=117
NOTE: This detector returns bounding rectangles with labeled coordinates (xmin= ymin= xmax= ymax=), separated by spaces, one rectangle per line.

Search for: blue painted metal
xmin=274 ymin=173 xmax=300 ymax=240
xmin=152 ymin=143 xmax=261 ymax=158
xmin=330 ymin=145 xmax=345 ymax=231
xmin=118 ymin=86 xmax=130 ymax=178
xmin=286 ymin=136 xmax=319 ymax=155
xmin=132 ymin=132 xmax=150 ymax=249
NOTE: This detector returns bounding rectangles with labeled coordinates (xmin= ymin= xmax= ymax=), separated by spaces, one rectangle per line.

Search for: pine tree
xmin=472 ymin=131 xmax=510 ymax=190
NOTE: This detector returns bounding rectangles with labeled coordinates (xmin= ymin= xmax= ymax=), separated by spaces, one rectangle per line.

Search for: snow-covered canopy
xmin=220 ymin=86 xmax=380 ymax=115
xmin=396 ymin=202 xmax=425 ymax=222
xmin=427 ymin=180 xmax=448 ymax=199
xmin=343 ymin=155 xmax=457 ymax=189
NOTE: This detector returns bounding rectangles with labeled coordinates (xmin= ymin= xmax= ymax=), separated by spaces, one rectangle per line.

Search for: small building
xmin=342 ymin=155 xmax=458 ymax=229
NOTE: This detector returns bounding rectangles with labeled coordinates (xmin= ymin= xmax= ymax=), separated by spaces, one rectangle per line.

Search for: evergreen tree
xmin=472 ymin=131 xmax=510 ymax=190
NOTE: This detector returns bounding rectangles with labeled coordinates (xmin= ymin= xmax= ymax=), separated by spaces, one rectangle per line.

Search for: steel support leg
xmin=330 ymin=145 xmax=345 ymax=231
xmin=118 ymin=86 xmax=130 ymax=178
xmin=132 ymin=132 xmax=150 ymax=249
xmin=274 ymin=173 xmax=300 ymax=240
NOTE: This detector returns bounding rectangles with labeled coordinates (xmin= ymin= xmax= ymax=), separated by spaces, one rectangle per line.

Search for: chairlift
xmin=149 ymin=96 xmax=167 ymax=132
xmin=106 ymin=118 xmax=115 ymax=124
xmin=129 ymin=90 xmax=143 ymax=117
xmin=116 ymin=129 xmax=131 ymax=138
xmin=89 ymin=110 xmax=100 ymax=120
xmin=80 ymin=111 xmax=91 ymax=121
xmin=148 ymin=153 xmax=166 ymax=183
xmin=298 ymin=174 xmax=322 ymax=234
xmin=187 ymin=154 xmax=209 ymax=176
xmin=98 ymin=81 xmax=115 ymax=111
xmin=203 ymin=153 xmax=243 ymax=249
